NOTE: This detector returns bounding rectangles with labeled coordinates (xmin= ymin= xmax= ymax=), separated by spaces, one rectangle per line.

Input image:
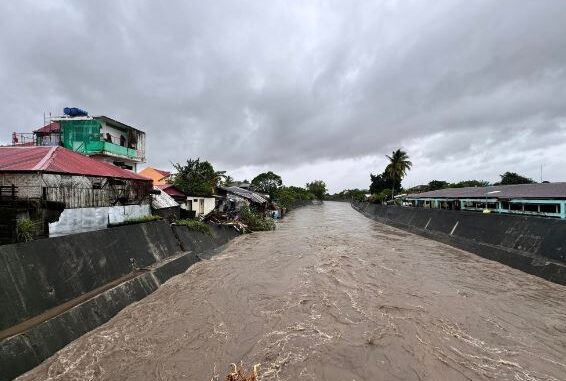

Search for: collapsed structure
xmin=405 ymin=182 xmax=566 ymax=219
xmin=217 ymin=186 xmax=269 ymax=212
xmin=138 ymin=169 xmax=272 ymax=219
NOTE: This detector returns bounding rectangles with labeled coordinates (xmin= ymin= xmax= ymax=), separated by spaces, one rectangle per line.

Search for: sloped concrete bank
xmin=0 ymin=222 xmax=240 ymax=381
xmin=0 ymin=221 xmax=181 ymax=331
xmin=352 ymin=202 xmax=566 ymax=285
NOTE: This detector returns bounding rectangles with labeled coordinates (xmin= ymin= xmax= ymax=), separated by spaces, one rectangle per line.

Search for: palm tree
xmin=221 ymin=175 xmax=234 ymax=187
xmin=210 ymin=170 xmax=227 ymax=193
xmin=385 ymin=149 xmax=412 ymax=201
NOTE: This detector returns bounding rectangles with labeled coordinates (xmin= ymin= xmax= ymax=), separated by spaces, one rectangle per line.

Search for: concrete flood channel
xmin=4 ymin=202 xmax=566 ymax=380
xmin=0 ymin=221 xmax=239 ymax=381
xmin=352 ymin=201 xmax=566 ymax=285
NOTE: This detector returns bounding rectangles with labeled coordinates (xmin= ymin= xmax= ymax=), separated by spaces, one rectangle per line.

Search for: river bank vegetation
xmin=239 ymin=205 xmax=275 ymax=231
xmin=169 ymin=158 xmax=328 ymax=232
xmin=250 ymin=172 xmax=327 ymax=205
xmin=175 ymin=219 xmax=211 ymax=234
xmin=172 ymin=158 xmax=226 ymax=197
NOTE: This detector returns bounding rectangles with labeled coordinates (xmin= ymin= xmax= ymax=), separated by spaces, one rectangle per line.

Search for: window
xmin=540 ymin=204 xmax=559 ymax=213
xmin=524 ymin=204 xmax=538 ymax=212
xmin=510 ymin=203 xmax=522 ymax=211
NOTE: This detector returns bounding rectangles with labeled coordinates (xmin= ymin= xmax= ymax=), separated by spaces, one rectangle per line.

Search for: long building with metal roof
xmin=405 ymin=183 xmax=566 ymax=219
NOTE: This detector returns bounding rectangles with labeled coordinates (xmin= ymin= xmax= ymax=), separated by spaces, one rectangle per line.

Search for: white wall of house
xmin=186 ymin=196 xmax=216 ymax=216
xmin=99 ymin=120 xmax=145 ymax=154
xmin=108 ymin=204 xmax=151 ymax=224
xmin=49 ymin=204 xmax=151 ymax=237
xmin=100 ymin=122 xmax=128 ymax=146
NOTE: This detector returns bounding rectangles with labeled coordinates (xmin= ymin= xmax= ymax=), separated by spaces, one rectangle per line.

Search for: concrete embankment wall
xmin=173 ymin=224 xmax=237 ymax=257
xmin=0 ymin=222 xmax=240 ymax=381
xmin=0 ymin=220 xmax=181 ymax=331
xmin=352 ymin=202 xmax=566 ymax=285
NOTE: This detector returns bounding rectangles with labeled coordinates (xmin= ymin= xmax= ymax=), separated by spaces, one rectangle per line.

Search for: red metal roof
xmin=155 ymin=184 xmax=186 ymax=197
xmin=0 ymin=146 xmax=151 ymax=181
xmin=154 ymin=168 xmax=171 ymax=178
xmin=34 ymin=122 xmax=60 ymax=135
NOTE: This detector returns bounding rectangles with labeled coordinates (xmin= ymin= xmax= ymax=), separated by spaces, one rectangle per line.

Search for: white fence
xmin=49 ymin=204 xmax=151 ymax=237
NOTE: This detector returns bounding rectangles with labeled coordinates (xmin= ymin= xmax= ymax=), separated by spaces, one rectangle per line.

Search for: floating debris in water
xmin=225 ymin=362 xmax=260 ymax=381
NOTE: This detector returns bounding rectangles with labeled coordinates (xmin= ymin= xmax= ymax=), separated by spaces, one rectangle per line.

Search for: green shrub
xmin=368 ymin=189 xmax=391 ymax=203
xmin=124 ymin=215 xmax=162 ymax=224
xmin=240 ymin=206 xmax=275 ymax=232
xmin=175 ymin=219 xmax=211 ymax=234
xmin=16 ymin=218 xmax=35 ymax=242
xmin=273 ymin=186 xmax=314 ymax=209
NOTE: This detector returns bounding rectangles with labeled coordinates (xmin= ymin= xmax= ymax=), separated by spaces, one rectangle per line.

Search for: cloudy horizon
xmin=1 ymin=0 xmax=565 ymax=192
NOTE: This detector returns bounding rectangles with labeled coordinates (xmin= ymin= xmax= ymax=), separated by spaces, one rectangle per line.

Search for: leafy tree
xmin=272 ymin=188 xmax=296 ymax=209
xmin=497 ymin=172 xmax=535 ymax=185
xmin=251 ymin=171 xmax=283 ymax=197
xmin=306 ymin=180 xmax=327 ymax=200
xmin=239 ymin=205 xmax=275 ymax=231
xmin=171 ymin=158 xmax=225 ymax=196
xmin=406 ymin=179 xmax=491 ymax=194
xmin=326 ymin=188 xmax=368 ymax=202
xmin=273 ymin=186 xmax=314 ymax=209
xmin=220 ymin=175 xmax=234 ymax=186
xmin=369 ymin=172 xmax=399 ymax=195
xmin=385 ymin=149 xmax=412 ymax=198
xmin=368 ymin=189 xmax=391 ymax=203
xmin=451 ymin=180 xmax=490 ymax=188
xmin=211 ymin=171 xmax=227 ymax=188
xmin=428 ymin=180 xmax=449 ymax=191
xmin=404 ymin=184 xmax=429 ymax=194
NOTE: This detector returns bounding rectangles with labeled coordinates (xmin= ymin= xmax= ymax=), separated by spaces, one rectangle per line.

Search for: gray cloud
xmin=1 ymin=0 xmax=565 ymax=192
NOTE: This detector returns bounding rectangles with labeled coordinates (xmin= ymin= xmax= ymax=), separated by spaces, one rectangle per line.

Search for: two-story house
xmin=17 ymin=109 xmax=146 ymax=172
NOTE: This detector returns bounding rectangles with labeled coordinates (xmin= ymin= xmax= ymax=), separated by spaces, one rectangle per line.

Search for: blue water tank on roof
xmin=63 ymin=107 xmax=88 ymax=117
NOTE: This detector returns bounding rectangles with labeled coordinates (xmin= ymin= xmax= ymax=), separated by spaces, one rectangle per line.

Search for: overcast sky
xmin=1 ymin=1 xmax=565 ymax=192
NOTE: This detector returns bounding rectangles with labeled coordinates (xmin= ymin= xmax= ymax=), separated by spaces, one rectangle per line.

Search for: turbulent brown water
xmin=18 ymin=202 xmax=566 ymax=381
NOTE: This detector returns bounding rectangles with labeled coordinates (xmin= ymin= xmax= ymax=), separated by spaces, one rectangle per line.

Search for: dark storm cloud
xmin=1 ymin=0 xmax=565 ymax=187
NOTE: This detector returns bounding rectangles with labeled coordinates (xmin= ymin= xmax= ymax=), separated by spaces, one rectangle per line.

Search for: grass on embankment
xmin=175 ymin=219 xmax=212 ymax=235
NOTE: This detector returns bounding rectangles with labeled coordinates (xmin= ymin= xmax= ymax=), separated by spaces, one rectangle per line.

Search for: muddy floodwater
xmin=18 ymin=202 xmax=566 ymax=381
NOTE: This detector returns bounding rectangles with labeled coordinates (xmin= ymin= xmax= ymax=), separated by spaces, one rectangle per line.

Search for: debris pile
xmin=204 ymin=206 xmax=275 ymax=233
xmin=218 ymin=363 xmax=260 ymax=381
